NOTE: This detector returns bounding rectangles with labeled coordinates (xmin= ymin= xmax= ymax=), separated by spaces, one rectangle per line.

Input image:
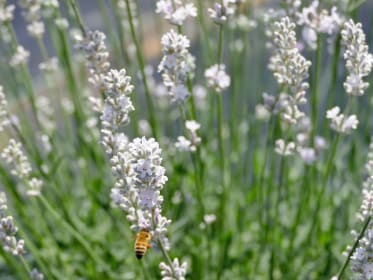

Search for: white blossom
xmin=158 ymin=30 xmax=195 ymax=104
xmin=356 ymin=139 xmax=373 ymax=222
xmin=0 ymin=192 xmax=25 ymax=256
xmin=0 ymin=3 xmax=15 ymax=23
xmin=0 ymin=86 xmax=10 ymax=132
xmin=275 ymin=139 xmax=295 ymax=156
xmin=341 ymin=20 xmax=373 ymax=96
xmin=205 ymin=64 xmax=231 ymax=93
xmin=1 ymin=139 xmax=43 ymax=196
xmin=208 ymin=1 xmax=236 ymax=25
xmin=9 ymin=46 xmax=30 ymax=68
xmin=156 ymin=0 xmax=197 ymax=26
xmin=38 ymin=57 xmax=58 ymax=73
xmin=176 ymin=120 xmax=201 ymax=152
xmin=77 ymin=30 xmax=110 ymax=91
xmin=27 ymin=21 xmax=45 ymax=38
xmin=326 ymin=106 xmax=358 ymax=134
xmin=160 ymin=258 xmax=188 ymax=280
xmin=297 ymin=1 xmax=344 ymax=49
xmin=351 ymin=226 xmax=373 ymax=279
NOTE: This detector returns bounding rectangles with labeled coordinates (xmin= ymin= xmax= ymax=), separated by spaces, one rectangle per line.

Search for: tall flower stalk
xmin=307 ymin=19 xmax=373 ymax=241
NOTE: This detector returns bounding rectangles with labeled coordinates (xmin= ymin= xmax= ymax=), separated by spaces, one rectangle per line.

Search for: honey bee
xmin=134 ymin=229 xmax=151 ymax=259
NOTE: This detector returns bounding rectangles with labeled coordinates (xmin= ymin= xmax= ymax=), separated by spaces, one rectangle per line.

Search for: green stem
xmin=311 ymin=35 xmax=322 ymax=138
xmin=38 ymin=195 xmax=111 ymax=275
xmin=307 ymin=134 xmax=340 ymax=241
xmin=67 ymin=0 xmax=86 ymax=36
xmin=19 ymin=255 xmax=31 ymax=275
xmin=124 ymin=0 xmax=158 ymax=138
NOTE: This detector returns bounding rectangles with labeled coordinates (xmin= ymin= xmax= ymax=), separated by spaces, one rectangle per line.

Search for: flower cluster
xmin=156 ymin=0 xmax=197 ymax=26
xmin=208 ymin=0 xmax=237 ymax=25
xmin=356 ymin=139 xmax=373 ymax=222
xmin=345 ymin=138 xmax=373 ymax=279
xmin=204 ymin=64 xmax=231 ymax=93
xmin=158 ymin=29 xmax=195 ymax=104
xmin=0 ymin=86 xmax=10 ymax=132
xmin=268 ymin=17 xmax=313 ymax=158
xmin=175 ymin=120 xmax=201 ymax=152
xmin=100 ymin=69 xmax=134 ymax=156
xmin=275 ymin=139 xmax=295 ymax=156
xmin=36 ymin=95 xmax=56 ymax=134
xmin=0 ymin=192 xmax=25 ymax=256
xmin=326 ymin=106 xmax=358 ymax=134
xmin=341 ymin=19 xmax=373 ymax=97
xmin=18 ymin=0 xmax=52 ymax=38
xmin=0 ymin=1 xmax=15 ymax=24
xmin=1 ymin=139 xmax=43 ymax=196
xmin=350 ymin=226 xmax=373 ymax=279
xmin=297 ymin=1 xmax=344 ymax=49
xmin=77 ymin=30 xmax=110 ymax=91
xmin=160 ymin=258 xmax=188 ymax=280
xmin=9 ymin=45 xmax=30 ymax=68
xmin=268 ymin=17 xmax=311 ymax=116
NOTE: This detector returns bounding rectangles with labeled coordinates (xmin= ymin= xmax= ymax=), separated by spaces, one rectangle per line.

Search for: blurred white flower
xmin=176 ymin=120 xmax=201 ymax=152
xmin=326 ymin=106 xmax=358 ymax=134
xmin=156 ymin=0 xmax=196 ymax=26
xmin=77 ymin=30 xmax=110 ymax=91
xmin=0 ymin=3 xmax=15 ymax=23
xmin=0 ymin=86 xmax=10 ymax=132
xmin=205 ymin=64 xmax=230 ymax=93
xmin=27 ymin=21 xmax=45 ymax=38
xmin=208 ymin=1 xmax=236 ymax=25
xmin=0 ymin=192 xmax=26 ymax=256
xmin=1 ymin=139 xmax=43 ymax=196
xmin=38 ymin=57 xmax=58 ymax=73
xmin=9 ymin=46 xmax=30 ymax=68
xmin=275 ymin=139 xmax=295 ymax=156
xmin=160 ymin=258 xmax=188 ymax=280
xmin=159 ymin=30 xmax=195 ymax=105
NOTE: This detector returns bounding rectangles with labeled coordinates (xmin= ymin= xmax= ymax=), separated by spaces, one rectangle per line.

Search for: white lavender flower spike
xmin=158 ymin=29 xmax=195 ymax=105
xmin=0 ymin=192 xmax=25 ymax=256
xmin=76 ymin=30 xmax=110 ymax=91
xmin=1 ymin=139 xmax=43 ymax=196
xmin=0 ymin=86 xmax=10 ymax=132
xmin=341 ymin=19 xmax=373 ymax=97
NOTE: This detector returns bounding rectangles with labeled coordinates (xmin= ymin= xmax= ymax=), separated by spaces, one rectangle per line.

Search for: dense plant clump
xmin=0 ymin=0 xmax=373 ymax=279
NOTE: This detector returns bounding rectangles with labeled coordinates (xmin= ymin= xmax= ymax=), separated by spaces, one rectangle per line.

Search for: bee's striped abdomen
xmin=135 ymin=229 xmax=151 ymax=259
